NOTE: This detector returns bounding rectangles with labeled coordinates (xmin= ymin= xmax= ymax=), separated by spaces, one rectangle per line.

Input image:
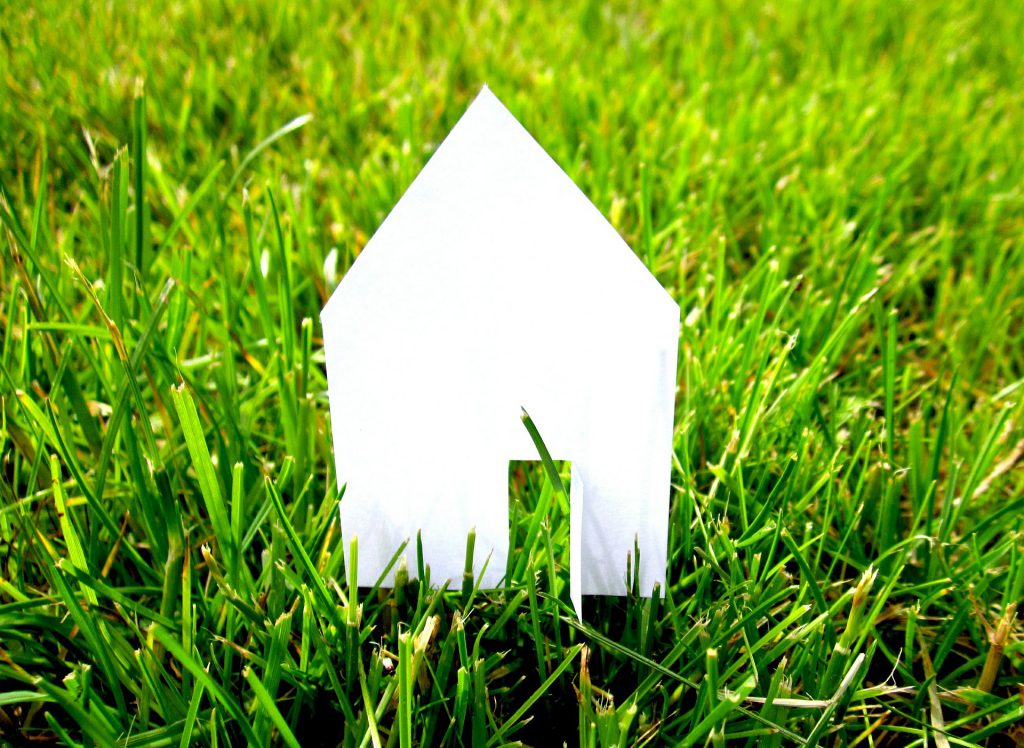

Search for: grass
xmin=1 ymin=0 xmax=1023 ymax=744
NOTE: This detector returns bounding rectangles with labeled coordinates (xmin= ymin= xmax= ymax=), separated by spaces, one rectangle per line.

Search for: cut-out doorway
xmin=507 ymin=459 xmax=572 ymax=600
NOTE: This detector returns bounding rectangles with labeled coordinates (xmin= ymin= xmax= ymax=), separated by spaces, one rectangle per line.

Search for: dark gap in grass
xmin=501 ymin=459 xmax=579 ymax=741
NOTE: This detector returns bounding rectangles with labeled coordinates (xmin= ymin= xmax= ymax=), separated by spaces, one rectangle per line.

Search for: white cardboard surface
xmin=322 ymin=86 xmax=679 ymax=610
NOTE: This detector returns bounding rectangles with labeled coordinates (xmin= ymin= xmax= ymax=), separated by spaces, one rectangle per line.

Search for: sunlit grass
xmin=1 ymin=0 xmax=1023 ymax=744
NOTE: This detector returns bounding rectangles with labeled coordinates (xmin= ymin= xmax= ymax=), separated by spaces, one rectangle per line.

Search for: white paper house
xmin=322 ymin=86 xmax=679 ymax=611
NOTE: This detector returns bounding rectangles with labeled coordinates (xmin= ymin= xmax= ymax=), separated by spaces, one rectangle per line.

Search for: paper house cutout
xmin=322 ymin=86 xmax=679 ymax=611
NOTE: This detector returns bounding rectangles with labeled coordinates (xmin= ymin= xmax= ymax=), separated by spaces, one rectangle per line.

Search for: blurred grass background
xmin=1 ymin=0 xmax=1023 ymax=745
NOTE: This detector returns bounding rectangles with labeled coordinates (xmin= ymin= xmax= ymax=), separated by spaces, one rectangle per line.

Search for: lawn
xmin=1 ymin=0 xmax=1023 ymax=745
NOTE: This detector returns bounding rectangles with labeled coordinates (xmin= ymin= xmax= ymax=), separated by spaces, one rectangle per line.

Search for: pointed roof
xmin=324 ymin=85 xmax=677 ymax=330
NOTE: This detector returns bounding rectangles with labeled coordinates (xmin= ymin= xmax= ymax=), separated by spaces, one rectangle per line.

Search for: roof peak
xmin=323 ymin=84 xmax=678 ymax=323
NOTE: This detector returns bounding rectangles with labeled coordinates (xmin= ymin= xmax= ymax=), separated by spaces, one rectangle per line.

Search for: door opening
xmin=507 ymin=459 xmax=571 ymax=598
